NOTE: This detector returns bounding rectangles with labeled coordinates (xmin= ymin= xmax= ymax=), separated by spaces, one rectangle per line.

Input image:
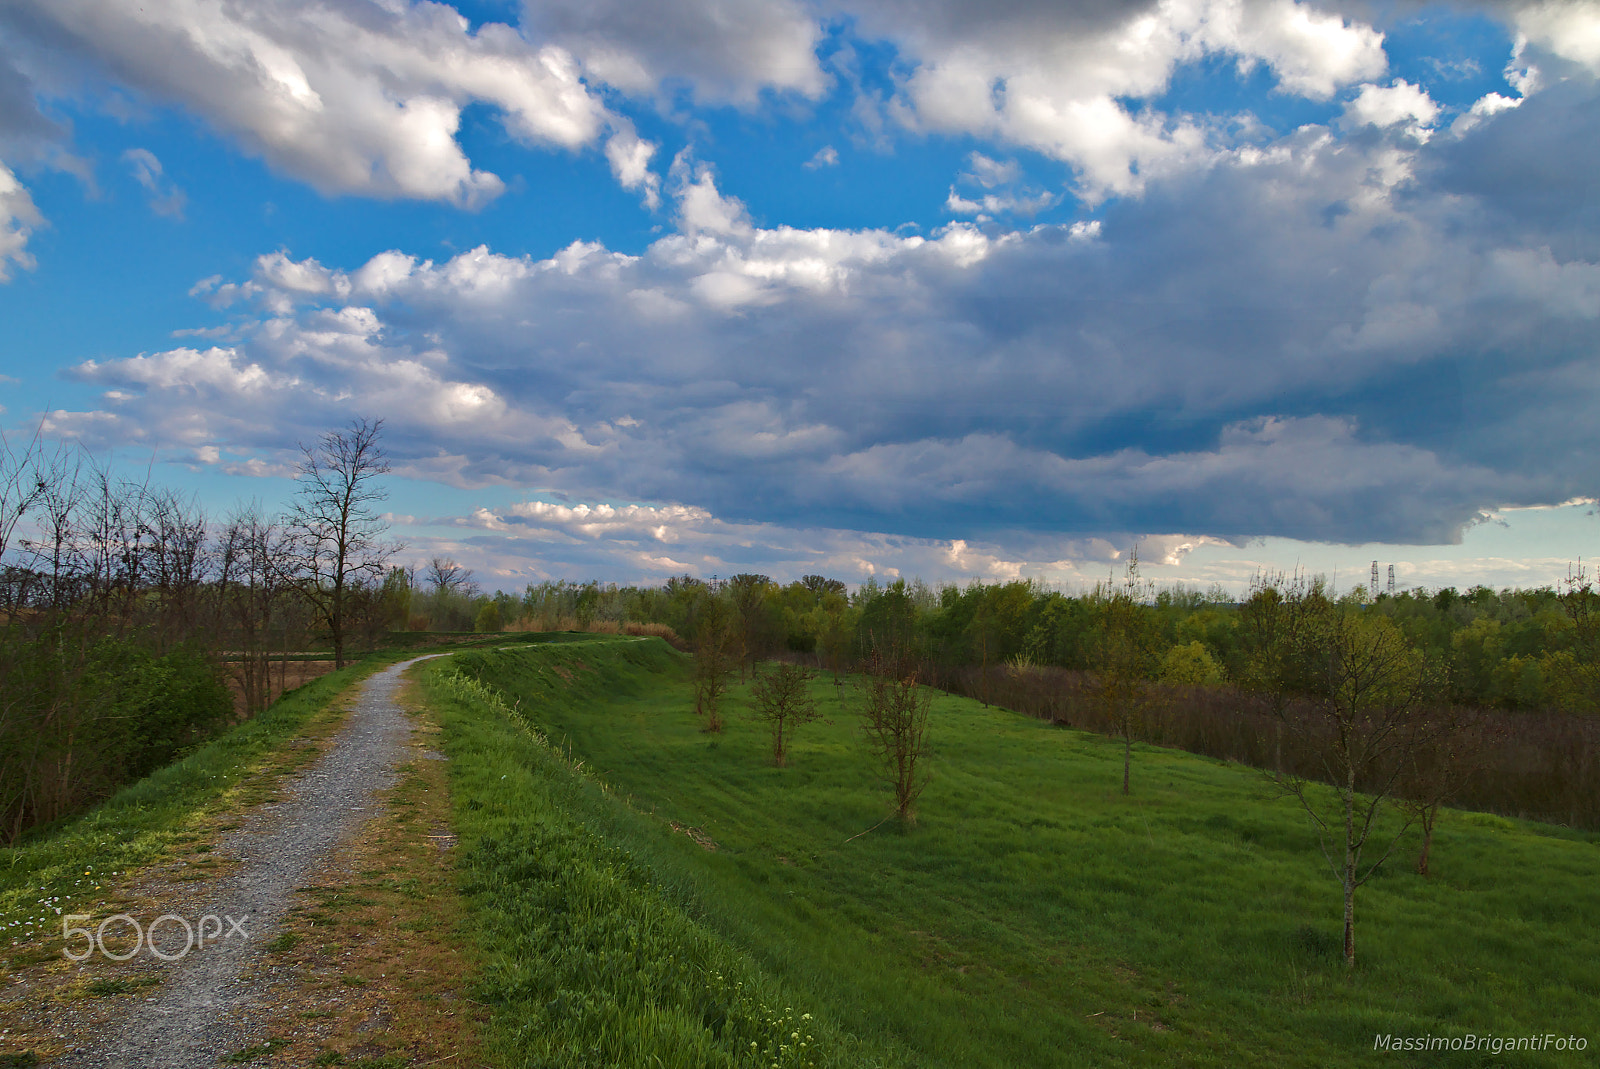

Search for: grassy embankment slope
xmin=430 ymin=638 xmax=1598 ymax=1069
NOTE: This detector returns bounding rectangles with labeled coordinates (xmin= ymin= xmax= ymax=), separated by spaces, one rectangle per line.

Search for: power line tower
xmin=1370 ymin=561 xmax=1380 ymax=599
xmin=1387 ymin=564 xmax=1396 ymax=597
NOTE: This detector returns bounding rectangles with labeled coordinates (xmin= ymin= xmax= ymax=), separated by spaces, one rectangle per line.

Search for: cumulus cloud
xmin=2 ymin=0 xmax=625 ymax=205
xmin=603 ymin=121 xmax=662 ymax=208
xmin=1513 ymin=0 xmax=1600 ymax=72
xmin=1341 ymin=79 xmax=1439 ymax=139
xmin=961 ymin=152 xmax=1020 ymax=189
xmin=0 ymin=160 xmax=42 ymax=281
xmin=1 ymin=0 xmax=1566 ymax=215
xmin=41 ymin=72 xmax=1600 ymax=555
xmin=946 ymin=150 xmax=1061 ymax=217
xmin=848 ymin=0 xmax=1388 ymax=197
xmin=945 ymin=187 xmax=1060 ymax=218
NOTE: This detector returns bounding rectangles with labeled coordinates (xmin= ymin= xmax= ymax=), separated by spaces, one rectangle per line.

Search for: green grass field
xmin=435 ymin=638 xmax=1599 ymax=1069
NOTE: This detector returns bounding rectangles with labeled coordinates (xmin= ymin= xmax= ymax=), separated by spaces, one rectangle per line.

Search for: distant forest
xmin=514 ymin=567 xmax=1599 ymax=715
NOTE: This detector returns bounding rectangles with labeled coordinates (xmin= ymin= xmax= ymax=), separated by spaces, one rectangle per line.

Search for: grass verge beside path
xmin=226 ymin=669 xmax=486 ymax=1068
xmin=422 ymin=639 xmax=907 ymax=1069
xmin=446 ymin=639 xmax=1600 ymax=1069
xmin=1 ymin=650 xmax=412 ymax=964
xmin=0 ymin=630 xmax=576 ymax=951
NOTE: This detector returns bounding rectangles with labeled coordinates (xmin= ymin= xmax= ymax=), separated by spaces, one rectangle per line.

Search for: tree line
xmin=0 ymin=419 xmax=399 ymax=842
xmin=515 ymin=564 xmax=1600 ymax=717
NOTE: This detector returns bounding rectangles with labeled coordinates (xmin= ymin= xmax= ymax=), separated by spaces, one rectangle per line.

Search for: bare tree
xmin=217 ymin=505 xmax=303 ymax=715
xmin=0 ymin=427 xmax=45 ymax=571
xmin=78 ymin=457 xmax=152 ymax=634
xmin=749 ymin=662 xmax=822 ymax=766
xmin=286 ymin=418 xmax=398 ymax=668
xmin=856 ymin=640 xmax=933 ymax=823
xmin=0 ymin=428 xmax=47 ymax=622
xmin=1396 ymin=706 xmax=1495 ymax=876
xmin=144 ymin=488 xmax=212 ymax=652
xmin=427 ymin=556 xmax=476 ymax=596
xmin=22 ymin=445 xmax=87 ymax=613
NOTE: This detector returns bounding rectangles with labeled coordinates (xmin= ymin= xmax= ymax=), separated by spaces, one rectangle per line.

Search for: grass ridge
xmin=425 ymin=641 xmax=906 ymax=1069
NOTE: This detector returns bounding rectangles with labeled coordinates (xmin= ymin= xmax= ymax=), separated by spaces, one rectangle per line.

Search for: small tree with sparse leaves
xmin=693 ymin=597 xmax=740 ymax=733
xmin=856 ymin=639 xmax=933 ymax=823
xmin=750 ymin=662 xmax=822 ymax=766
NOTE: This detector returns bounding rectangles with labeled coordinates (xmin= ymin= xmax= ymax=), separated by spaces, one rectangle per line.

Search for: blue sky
xmin=1 ymin=0 xmax=1597 ymax=593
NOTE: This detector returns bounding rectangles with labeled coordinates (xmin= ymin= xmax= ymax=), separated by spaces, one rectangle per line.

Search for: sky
xmin=1 ymin=0 xmax=1597 ymax=595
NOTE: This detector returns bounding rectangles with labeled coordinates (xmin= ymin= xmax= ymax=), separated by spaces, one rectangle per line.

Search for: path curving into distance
xmin=55 ymin=654 xmax=444 ymax=1069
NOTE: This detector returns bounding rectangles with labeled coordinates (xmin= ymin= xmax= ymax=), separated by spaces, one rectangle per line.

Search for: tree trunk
xmin=1123 ymin=728 xmax=1132 ymax=795
xmin=1343 ymin=771 xmax=1357 ymax=968
xmin=1416 ymin=807 xmax=1436 ymax=877
xmin=331 ymin=577 xmax=346 ymax=669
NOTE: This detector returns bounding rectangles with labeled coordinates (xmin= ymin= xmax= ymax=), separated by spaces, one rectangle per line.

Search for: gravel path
xmin=53 ymin=655 xmax=442 ymax=1068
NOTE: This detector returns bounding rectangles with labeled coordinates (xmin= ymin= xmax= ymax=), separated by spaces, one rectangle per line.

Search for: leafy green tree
xmin=378 ymin=565 xmax=412 ymax=630
xmin=475 ymin=600 xmax=503 ymax=633
xmin=726 ymin=573 xmax=779 ymax=675
xmin=1159 ymin=640 xmax=1223 ymax=685
xmin=1236 ymin=571 xmax=1334 ymax=773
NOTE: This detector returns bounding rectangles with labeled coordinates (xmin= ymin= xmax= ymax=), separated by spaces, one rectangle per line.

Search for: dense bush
xmin=0 ymin=627 xmax=232 ymax=842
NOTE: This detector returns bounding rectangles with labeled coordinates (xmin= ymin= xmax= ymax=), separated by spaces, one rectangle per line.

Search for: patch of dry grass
xmin=237 ymin=676 xmax=484 ymax=1068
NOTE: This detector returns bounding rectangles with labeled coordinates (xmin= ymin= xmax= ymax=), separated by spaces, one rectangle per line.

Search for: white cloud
xmin=860 ymin=0 xmax=1388 ymax=198
xmin=407 ymin=494 xmax=1221 ymax=587
xmin=946 ymin=150 xmax=1059 ymax=218
xmin=1341 ymin=80 xmax=1439 ymax=139
xmin=521 ymin=0 xmax=827 ymax=103
xmin=1225 ymin=0 xmax=1388 ymax=98
xmin=804 ymin=145 xmax=839 ymax=169
xmin=7 ymin=0 xmax=623 ymax=205
xmin=0 ymin=160 xmax=40 ymax=281
xmin=1450 ymin=90 xmax=1523 ymax=135
xmin=670 ymin=153 xmax=754 ymax=237
xmin=123 ymin=147 xmax=187 ymax=219
xmin=945 ymin=187 xmax=1060 ymax=218
xmin=603 ymin=122 xmax=662 ymax=209
xmin=1514 ymin=1 xmax=1600 ymax=71
xmin=961 ymin=152 xmax=1019 ymax=189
